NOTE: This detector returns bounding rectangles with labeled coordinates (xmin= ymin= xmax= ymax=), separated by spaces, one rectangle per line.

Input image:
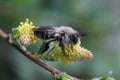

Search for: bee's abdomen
xmin=33 ymin=26 xmax=56 ymax=40
xmin=40 ymin=31 xmax=55 ymax=39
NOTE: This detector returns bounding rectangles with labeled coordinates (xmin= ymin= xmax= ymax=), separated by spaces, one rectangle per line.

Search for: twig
xmin=0 ymin=28 xmax=81 ymax=80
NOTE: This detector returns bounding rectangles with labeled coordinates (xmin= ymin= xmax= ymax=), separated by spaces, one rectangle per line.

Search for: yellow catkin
xmin=50 ymin=41 xmax=93 ymax=64
xmin=16 ymin=19 xmax=38 ymax=45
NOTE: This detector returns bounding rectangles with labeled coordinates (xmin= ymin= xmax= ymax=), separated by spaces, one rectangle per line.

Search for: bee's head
xmin=69 ymin=32 xmax=80 ymax=44
xmin=56 ymin=26 xmax=80 ymax=44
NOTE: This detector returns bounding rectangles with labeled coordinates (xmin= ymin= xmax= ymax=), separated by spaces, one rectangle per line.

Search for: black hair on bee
xmin=33 ymin=26 xmax=80 ymax=55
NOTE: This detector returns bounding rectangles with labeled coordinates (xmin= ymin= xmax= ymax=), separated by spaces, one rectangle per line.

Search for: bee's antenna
xmin=80 ymin=33 xmax=87 ymax=37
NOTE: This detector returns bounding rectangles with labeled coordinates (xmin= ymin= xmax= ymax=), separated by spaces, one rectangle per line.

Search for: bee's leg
xmin=41 ymin=39 xmax=57 ymax=53
xmin=41 ymin=42 xmax=49 ymax=53
xmin=59 ymin=41 xmax=67 ymax=56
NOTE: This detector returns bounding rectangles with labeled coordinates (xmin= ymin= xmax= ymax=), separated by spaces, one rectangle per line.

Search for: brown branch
xmin=0 ymin=28 xmax=81 ymax=80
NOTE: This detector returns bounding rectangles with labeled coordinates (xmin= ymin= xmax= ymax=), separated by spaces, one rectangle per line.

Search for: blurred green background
xmin=0 ymin=0 xmax=120 ymax=80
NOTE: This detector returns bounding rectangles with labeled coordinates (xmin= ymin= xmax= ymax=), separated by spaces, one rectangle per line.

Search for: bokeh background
xmin=0 ymin=0 xmax=120 ymax=80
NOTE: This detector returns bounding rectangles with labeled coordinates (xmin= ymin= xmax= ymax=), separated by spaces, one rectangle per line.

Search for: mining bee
xmin=33 ymin=26 xmax=80 ymax=56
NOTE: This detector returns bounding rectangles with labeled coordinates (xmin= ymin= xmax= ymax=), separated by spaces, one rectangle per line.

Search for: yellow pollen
xmin=16 ymin=19 xmax=38 ymax=45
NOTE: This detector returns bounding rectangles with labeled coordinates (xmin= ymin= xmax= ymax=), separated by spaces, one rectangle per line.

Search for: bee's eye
xmin=71 ymin=33 xmax=80 ymax=44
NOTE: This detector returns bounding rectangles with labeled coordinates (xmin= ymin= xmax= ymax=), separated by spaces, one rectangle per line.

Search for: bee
xmin=33 ymin=26 xmax=80 ymax=55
